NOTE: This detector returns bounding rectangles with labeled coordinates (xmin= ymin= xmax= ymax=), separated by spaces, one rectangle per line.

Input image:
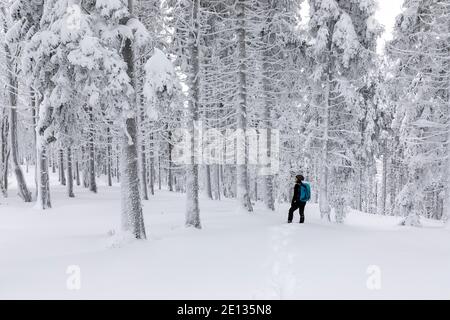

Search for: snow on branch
xmin=95 ymin=0 xmax=128 ymax=21
xmin=332 ymin=12 xmax=360 ymax=68
xmin=144 ymin=48 xmax=179 ymax=120
xmin=127 ymin=17 xmax=150 ymax=47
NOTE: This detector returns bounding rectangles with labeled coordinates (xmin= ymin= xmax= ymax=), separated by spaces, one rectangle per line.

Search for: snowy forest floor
xmin=0 ymin=169 xmax=449 ymax=299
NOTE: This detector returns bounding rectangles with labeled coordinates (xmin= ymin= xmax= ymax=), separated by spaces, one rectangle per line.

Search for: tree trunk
xmin=116 ymin=153 xmax=120 ymax=183
xmin=158 ymin=155 xmax=162 ymax=190
xmin=31 ymin=89 xmax=38 ymax=198
xmin=254 ymin=174 xmax=258 ymax=202
xmin=185 ymin=0 xmax=201 ymax=228
xmin=3 ymin=150 xmax=8 ymax=194
xmin=138 ymin=85 xmax=148 ymax=200
xmin=36 ymin=143 xmax=51 ymax=209
xmin=216 ymin=164 xmax=221 ymax=200
xmin=139 ymin=137 xmax=148 ymax=200
xmin=0 ymin=112 xmax=9 ymax=197
xmin=168 ymin=132 xmax=173 ymax=191
xmin=67 ymin=147 xmax=74 ymax=197
xmin=261 ymin=30 xmax=275 ymax=211
xmin=120 ymin=119 xmax=146 ymax=238
xmin=319 ymin=79 xmax=331 ymax=221
xmin=389 ymin=157 xmax=397 ymax=215
xmin=443 ymin=103 xmax=450 ymax=225
xmin=236 ymin=0 xmax=253 ymax=212
xmin=57 ymin=152 xmax=60 ymax=182
xmin=149 ymin=133 xmax=155 ymax=196
xmin=373 ymin=176 xmax=378 ymax=215
xmin=442 ymin=82 xmax=450 ymax=225
xmin=1 ymin=8 xmax=32 ymax=202
xmin=82 ymin=146 xmax=89 ymax=188
xmin=6 ymin=48 xmax=32 ymax=202
xmin=75 ymin=159 xmax=80 ymax=186
xmin=119 ymin=0 xmax=146 ymax=239
xmin=314 ymin=158 xmax=319 ymax=203
xmin=381 ymin=144 xmax=388 ymax=215
xmin=88 ymin=108 xmax=97 ymax=193
xmin=107 ymin=127 xmax=112 ymax=187
xmin=52 ymin=152 xmax=56 ymax=174
xmin=34 ymin=89 xmax=52 ymax=210
xmin=59 ymin=149 xmax=66 ymax=186
xmin=205 ymin=165 xmax=213 ymax=200
xmin=368 ymin=166 xmax=375 ymax=214
xmin=357 ymin=166 xmax=363 ymax=212
xmin=262 ymin=119 xmax=275 ymax=211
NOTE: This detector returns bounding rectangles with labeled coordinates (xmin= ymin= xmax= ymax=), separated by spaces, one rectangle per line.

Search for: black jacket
xmin=292 ymin=183 xmax=301 ymax=205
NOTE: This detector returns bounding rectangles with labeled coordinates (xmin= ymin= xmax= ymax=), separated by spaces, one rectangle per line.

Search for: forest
xmin=0 ymin=0 xmax=449 ymax=300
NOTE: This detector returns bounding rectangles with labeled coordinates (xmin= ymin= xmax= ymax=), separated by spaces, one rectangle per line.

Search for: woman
xmin=287 ymin=175 xmax=310 ymax=223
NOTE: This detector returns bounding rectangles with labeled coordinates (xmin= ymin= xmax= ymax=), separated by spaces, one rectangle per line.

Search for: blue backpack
xmin=299 ymin=182 xmax=311 ymax=202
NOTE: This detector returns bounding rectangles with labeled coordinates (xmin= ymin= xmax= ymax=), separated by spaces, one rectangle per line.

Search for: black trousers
xmin=288 ymin=201 xmax=306 ymax=223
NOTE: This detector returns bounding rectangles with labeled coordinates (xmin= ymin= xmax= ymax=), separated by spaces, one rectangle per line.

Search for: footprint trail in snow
xmin=258 ymin=224 xmax=300 ymax=299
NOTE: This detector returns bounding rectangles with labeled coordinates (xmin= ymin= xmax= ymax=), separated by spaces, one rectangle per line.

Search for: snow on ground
xmin=0 ymin=170 xmax=449 ymax=299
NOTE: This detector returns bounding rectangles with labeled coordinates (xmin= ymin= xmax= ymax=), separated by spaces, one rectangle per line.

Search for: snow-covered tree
xmin=305 ymin=0 xmax=382 ymax=223
xmin=254 ymin=0 xmax=303 ymax=210
xmin=169 ymin=0 xmax=204 ymax=226
xmin=0 ymin=5 xmax=32 ymax=202
xmin=20 ymin=0 xmax=149 ymax=237
xmin=93 ymin=0 xmax=149 ymax=238
xmin=387 ymin=0 xmax=450 ymax=226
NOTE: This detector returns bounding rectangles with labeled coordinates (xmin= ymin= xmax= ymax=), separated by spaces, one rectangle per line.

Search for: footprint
xmin=256 ymin=225 xmax=299 ymax=299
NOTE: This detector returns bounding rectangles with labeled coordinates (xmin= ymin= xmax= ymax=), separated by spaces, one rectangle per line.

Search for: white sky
xmin=375 ymin=0 xmax=404 ymax=52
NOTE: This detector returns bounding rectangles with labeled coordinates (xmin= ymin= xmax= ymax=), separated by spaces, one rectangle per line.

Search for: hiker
xmin=288 ymin=174 xmax=311 ymax=223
